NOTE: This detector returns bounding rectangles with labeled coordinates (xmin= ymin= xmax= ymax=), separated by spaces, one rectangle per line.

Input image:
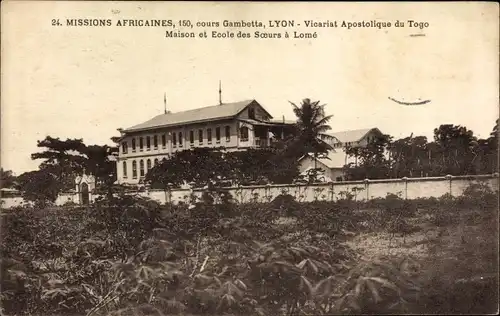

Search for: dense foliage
xmin=0 ymin=169 xmax=16 ymax=189
xmin=344 ymin=122 xmax=498 ymax=180
xmin=145 ymin=147 xmax=300 ymax=189
xmin=145 ymin=121 xmax=498 ymax=189
xmin=12 ymin=136 xmax=117 ymax=205
xmin=14 ymin=169 xmax=63 ymax=208
xmin=1 ymin=182 xmax=497 ymax=315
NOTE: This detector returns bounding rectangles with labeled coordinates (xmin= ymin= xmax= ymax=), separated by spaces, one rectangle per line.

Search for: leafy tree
xmin=344 ymin=134 xmax=392 ymax=180
xmin=288 ymin=98 xmax=335 ymax=161
xmin=16 ymin=169 xmax=62 ymax=207
xmin=388 ymin=135 xmax=430 ymax=178
xmin=464 ymin=119 xmax=499 ymax=175
xmin=327 ymin=121 xmax=497 ymax=180
xmin=229 ymin=148 xmax=299 ymax=185
xmin=146 ymin=147 xmax=231 ymax=191
xmin=491 ymin=118 xmax=498 ymax=139
xmin=82 ymin=145 xmax=118 ymax=194
xmin=30 ymin=136 xmax=118 ymax=196
xmin=485 ymin=119 xmax=499 ymax=173
xmin=146 ymin=147 xmax=300 ymax=191
xmin=433 ymin=124 xmax=478 ymax=175
xmin=266 ymin=153 xmax=301 ymax=184
xmin=31 ymin=136 xmax=88 ymax=190
xmin=0 ymin=168 xmax=16 ymax=189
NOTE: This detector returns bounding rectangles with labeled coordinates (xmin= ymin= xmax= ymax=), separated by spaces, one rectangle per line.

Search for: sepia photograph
xmin=1 ymin=1 xmax=499 ymax=315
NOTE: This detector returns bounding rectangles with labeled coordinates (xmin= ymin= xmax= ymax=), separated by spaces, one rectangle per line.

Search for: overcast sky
xmin=1 ymin=1 xmax=498 ymax=174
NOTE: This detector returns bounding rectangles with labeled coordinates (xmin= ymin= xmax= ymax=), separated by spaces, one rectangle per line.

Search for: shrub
xmin=271 ymin=193 xmax=301 ymax=217
xmin=459 ymin=181 xmax=498 ymax=212
xmin=333 ymin=257 xmax=421 ymax=314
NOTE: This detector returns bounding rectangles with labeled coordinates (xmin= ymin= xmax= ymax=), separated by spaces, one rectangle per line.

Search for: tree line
xmin=344 ymin=121 xmax=498 ymax=180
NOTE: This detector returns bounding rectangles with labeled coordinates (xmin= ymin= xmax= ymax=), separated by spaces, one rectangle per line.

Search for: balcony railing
xmin=254 ymin=138 xmax=269 ymax=148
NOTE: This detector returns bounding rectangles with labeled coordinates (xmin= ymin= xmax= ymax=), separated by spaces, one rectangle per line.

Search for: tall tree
xmin=83 ymin=145 xmax=118 ymax=186
xmin=344 ymin=134 xmax=392 ymax=180
xmin=31 ymin=136 xmax=87 ymax=190
xmin=31 ymin=136 xmax=118 ymax=195
xmin=433 ymin=124 xmax=477 ymax=175
xmin=288 ymin=98 xmax=335 ymax=165
xmin=484 ymin=119 xmax=499 ymax=173
xmin=388 ymin=135 xmax=429 ymax=178
xmin=82 ymin=145 xmax=118 ymax=197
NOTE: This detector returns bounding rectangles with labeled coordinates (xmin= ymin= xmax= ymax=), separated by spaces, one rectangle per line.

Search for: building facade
xmin=113 ymin=99 xmax=294 ymax=185
xmin=297 ymin=151 xmax=347 ymax=182
xmin=298 ymin=128 xmax=384 ymax=182
xmin=329 ymin=128 xmax=384 ymax=149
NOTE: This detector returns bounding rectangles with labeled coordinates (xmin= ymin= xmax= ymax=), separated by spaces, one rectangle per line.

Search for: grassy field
xmin=1 ymin=182 xmax=498 ymax=315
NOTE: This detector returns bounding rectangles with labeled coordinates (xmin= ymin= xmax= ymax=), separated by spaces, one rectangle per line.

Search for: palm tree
xmin=288 ymin=98 xmax=335 ymax=170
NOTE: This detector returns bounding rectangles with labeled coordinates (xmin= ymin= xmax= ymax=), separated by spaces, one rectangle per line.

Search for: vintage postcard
xmin=1 ymin=1 xmax=498 ymax=315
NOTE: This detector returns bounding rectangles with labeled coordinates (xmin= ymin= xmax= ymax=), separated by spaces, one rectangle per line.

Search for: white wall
xmin=2 ymin=174 xmax=497 ymax=209
xmin=1 ymin=196 xmax=27 ymax=208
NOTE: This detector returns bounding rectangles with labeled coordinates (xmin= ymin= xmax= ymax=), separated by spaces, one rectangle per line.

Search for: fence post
xmin=445 ymin=174 xmax=453 ymax=196
xmin=493 ymin=173 xmax=499 ymax=192
xmin=329 ymin=181 xmax=334 ymax=201
xmin=402 ymin=177 xmax=408 ymax=200
xmin=168 ymin=187 xmax=174 ymax=205
xmin=238 ymin=184 xmax=243 ymax=204
xmin=364 ymin=178 xmax=370 ymax=201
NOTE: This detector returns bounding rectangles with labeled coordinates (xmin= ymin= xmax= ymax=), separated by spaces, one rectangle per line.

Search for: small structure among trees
xmin=75 ymin=174 xmax=96 ymax=205
xmin=13 ymin=136 xmax=117 ymax=207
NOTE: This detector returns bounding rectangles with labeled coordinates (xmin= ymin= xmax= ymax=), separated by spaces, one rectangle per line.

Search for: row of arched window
xmin=122 ymin=158 xmax=160 ymax=179
xmin=122 ymin=126 xmax=251 ymax=154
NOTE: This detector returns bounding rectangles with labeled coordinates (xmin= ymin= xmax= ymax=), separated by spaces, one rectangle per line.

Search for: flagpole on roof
xmin=164 ymin=92 xmax=167 ymax=114
xmin=219 ymin=80 xmax=222 ymax=105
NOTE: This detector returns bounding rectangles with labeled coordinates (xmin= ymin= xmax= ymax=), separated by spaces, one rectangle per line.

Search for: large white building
xmin=113 ymin=99 xmax=294 ymax=185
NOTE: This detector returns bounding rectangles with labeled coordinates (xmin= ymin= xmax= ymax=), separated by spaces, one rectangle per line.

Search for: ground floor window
xmin=140 ymin=160 xmax=145 ymax=177
xmin=132 ymin=161 xmax=137 ymax=179
xmin=240 ymin=126 xmax=249 ymax=141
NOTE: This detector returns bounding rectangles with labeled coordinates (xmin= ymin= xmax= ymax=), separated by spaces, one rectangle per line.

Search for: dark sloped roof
xmin=124 ymin=99 xmax=267 ymax=132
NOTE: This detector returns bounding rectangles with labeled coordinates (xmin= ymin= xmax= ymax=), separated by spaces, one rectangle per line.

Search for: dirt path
xmin=343 ymin=208 xmax=498 ymax=314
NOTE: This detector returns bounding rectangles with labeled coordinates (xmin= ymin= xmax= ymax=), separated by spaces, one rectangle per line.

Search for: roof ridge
xmin=163 ymin=99 xmax=255 ymax=115
xmin=329 ymin=127 xmax=374 ymax=134
xmin=123 ymin=99 xmax=257 ymax=132
xmin=327 ymin=128 xmax=380 ymax=144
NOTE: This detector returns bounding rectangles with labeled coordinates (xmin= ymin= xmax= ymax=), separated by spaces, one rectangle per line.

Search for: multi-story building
xmin=113 ymin=99 xmax=295 ymax=185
